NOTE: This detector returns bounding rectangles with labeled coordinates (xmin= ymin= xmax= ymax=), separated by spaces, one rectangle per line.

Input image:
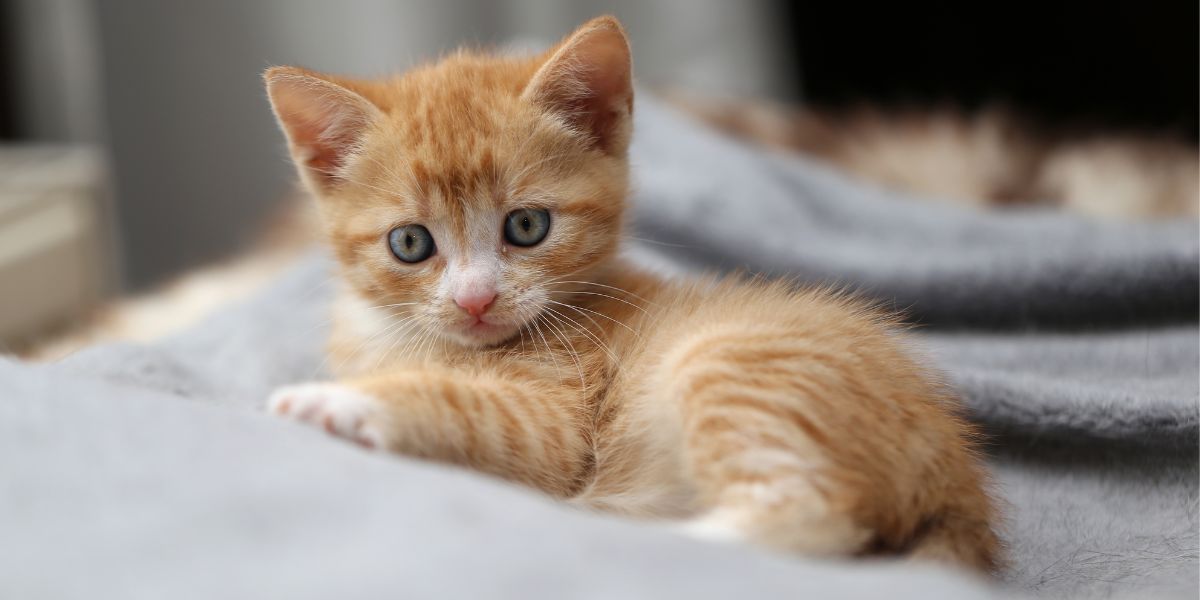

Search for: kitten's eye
xmin=504 ymin=208 xmax=550 ymax=247
xmin=388 ymin=224 xmax=435 ymax=263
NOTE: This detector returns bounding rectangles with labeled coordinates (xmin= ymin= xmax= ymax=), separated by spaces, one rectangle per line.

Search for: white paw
xmin=673 ymin=508 xmax=750 ymax=545
xmin=267 ymin=383 xmax=385 ymax=449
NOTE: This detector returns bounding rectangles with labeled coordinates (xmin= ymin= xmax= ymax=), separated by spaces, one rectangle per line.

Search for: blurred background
xmin=0 ymin=0 xmax=1196 ymax=350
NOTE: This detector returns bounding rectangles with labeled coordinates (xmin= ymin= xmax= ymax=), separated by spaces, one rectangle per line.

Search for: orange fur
xmin=265 ymin=16 xmax=1001 ymax=573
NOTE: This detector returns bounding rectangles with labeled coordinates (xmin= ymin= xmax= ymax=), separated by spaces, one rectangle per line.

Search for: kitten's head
xmin=266 ymin=17 xmax=633 ymax=347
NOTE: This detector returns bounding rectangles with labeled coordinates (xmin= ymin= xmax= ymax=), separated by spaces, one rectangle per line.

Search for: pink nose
xmin=454 ymin=290 xmax=496 ymax=317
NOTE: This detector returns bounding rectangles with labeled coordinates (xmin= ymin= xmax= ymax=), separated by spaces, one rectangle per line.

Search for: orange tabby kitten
xmin=264 ymin=16 xmax=1000 ymax=572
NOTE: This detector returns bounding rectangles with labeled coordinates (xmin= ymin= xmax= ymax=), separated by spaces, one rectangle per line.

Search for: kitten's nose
xmin=454 ymin=290 xmax=496 ymax=317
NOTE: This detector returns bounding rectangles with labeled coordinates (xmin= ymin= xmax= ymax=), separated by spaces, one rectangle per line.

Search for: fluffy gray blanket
xmin=2 ymin=98 xmax=1196 ymax=599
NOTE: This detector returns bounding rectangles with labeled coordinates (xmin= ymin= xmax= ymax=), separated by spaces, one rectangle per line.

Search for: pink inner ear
xmin=526 ymin=22 xmax=632 ymax=154
xmin=267 ymin=72 xmax=379 ymax=186
xmin=283 ymin=96 xmax=368 ymax=175
xmin=565 ymin=59 xmax=632 ymax=152
xmin=298 ymin=118 xmax=360 ymax=175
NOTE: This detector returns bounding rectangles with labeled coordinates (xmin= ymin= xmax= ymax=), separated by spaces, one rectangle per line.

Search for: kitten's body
xmin=266 ymin=17 xmax=999 ymax=571
xmin=331 ymin=268 xmax=996 ymax=562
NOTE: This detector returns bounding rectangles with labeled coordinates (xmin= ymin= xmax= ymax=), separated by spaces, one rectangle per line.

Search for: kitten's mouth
xmin=467 ymin=317 xmax=500 ymax=332
xmin=450 ymin=315 xmax=518 ymax=346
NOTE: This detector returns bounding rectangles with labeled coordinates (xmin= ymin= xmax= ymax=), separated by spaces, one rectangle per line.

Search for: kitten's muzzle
xmin=454 ymin=290 xmax=496 ymax=317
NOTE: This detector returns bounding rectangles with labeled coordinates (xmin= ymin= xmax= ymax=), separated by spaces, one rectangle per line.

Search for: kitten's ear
xmin=522 ymin=16 xmax=633 ymax=156
xmin=264 ymin=66 xmax=383 ymax=193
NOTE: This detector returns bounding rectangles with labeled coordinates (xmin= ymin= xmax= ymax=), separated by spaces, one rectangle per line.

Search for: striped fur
xmin=265 ymin=16 xmax=1001 ymax=573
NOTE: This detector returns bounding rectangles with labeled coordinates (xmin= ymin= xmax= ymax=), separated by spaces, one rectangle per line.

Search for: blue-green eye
xmin=388 ymin=224 xmax=435 ymax=263
xmin=504 ymin=208 xmax=550 ymax=247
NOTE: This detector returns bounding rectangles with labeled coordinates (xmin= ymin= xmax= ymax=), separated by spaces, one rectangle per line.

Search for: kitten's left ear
xmin=264 ymin=66 xmax=383 ymax=193
xmin=523 ymin=16 xmax=633 ymax=156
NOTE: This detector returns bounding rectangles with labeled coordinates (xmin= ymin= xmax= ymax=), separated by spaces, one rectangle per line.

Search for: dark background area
xmin=3 ymin=3 xmax=1196 ymax=142
xmin=787 ymin=2 xmax=1198 ymax=139
xmin=0 ymin=1 xmax=15 ymax=139
xmin=0 ymin=1 xmax=1194 ymax=291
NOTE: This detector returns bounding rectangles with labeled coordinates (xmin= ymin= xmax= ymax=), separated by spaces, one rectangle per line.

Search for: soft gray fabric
xmin=2 ymin=98 xmax=1196 ymax=599
xmin=629 ymin=104 xmax=1198 ymax=330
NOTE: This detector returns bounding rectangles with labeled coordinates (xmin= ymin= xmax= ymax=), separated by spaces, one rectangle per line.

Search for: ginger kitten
xmin=264 ymin=16 xmax=1000 ymax=572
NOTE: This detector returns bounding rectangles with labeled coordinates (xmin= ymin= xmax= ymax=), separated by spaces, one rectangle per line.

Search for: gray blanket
xmin=2 ymin=98 xmax=1196 ymax=599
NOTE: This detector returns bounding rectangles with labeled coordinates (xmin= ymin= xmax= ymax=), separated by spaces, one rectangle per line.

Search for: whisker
xmin=537 ymin=264 xmax=594 ymax=287
xmin=519 ymin=324 xmax=538 ymax=362
xmin=371 ymin=315 xmax=424 ymax=371
xmin=421 ymin=326 xmax=443 ymax=364
xmin=547 ymin=280 xmax=659 ymax=306
xmin=546 ymin=290 xmax=650 ymax=315
xmin=531 ymin=315 xmax=562 ymax=381
xmin=366 ymin=302 xmax=423 ymax=311
xmin=544 ymin=306 xmax=621 ymax=366
xmin=545 ymin=299 xmax=641 ymax=338
xmin=621 ymin=234 xmax=694 ymax=249
xmin=540 ymin=311 xmax=586 ymax=392
xmin=411 ymin=321 xmax=439 ymax=366
xmin=318 ymin=311 xmax=413 ymax=377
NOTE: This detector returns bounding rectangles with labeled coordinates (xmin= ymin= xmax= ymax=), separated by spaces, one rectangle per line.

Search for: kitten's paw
xmin=267 ymin=383 xmax=386 ymax=449
xmin=675 ymin=504 xmax=872 ymax=557
xmin=673 ymin=508 xmax=750 ymax=546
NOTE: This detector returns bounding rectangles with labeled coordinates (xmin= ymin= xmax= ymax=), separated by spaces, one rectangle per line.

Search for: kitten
xmin=264 ymin=16 xmax=1000 ymax=571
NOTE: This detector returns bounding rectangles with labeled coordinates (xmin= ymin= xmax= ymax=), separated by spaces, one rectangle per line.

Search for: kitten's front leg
xmin=269 ymin=383 xmax=387 ymax=449
xmin=268 ymin=369 xmax=591 ymax=496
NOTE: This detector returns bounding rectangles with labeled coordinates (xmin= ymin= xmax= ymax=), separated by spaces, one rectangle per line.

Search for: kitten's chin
xmin=444 ymin=319 xmax=520 ymax=348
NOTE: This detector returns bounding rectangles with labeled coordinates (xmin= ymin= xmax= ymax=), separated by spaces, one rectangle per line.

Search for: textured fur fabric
xmin=1 ymin=97 xmax=1195 ymax=599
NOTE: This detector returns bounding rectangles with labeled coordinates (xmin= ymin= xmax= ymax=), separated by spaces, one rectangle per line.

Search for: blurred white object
xmin=0 ymin=145 xmax=115 ymax=346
